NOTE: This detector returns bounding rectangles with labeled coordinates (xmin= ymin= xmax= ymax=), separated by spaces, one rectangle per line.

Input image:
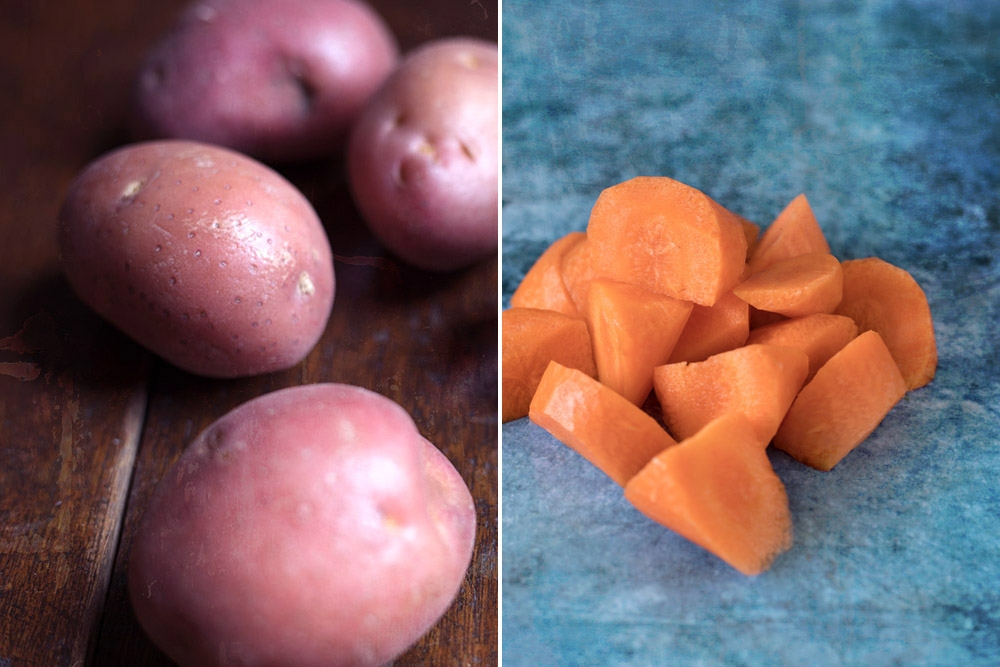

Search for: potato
xmin=131 ymin=0 xmax=399 ymax=162
xmin=347 ymin=37 xmax=499 ymax=272
xmin=127 ymin=383 xmax=477 ymax=667
xmin=58 ymin=139 xmax=334 ymax=378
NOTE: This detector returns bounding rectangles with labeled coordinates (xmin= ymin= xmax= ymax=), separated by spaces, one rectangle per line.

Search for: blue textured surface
xmin=501 ymin=1 xmax=1000 ymax=665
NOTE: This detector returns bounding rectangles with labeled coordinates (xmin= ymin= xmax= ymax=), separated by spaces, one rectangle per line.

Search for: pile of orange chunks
xmin=502 ymin=176 xmax=938 ymax=576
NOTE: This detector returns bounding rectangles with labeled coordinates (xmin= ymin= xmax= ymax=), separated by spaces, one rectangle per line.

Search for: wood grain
xmin=0 ymin=1 xmax=498 ymax=665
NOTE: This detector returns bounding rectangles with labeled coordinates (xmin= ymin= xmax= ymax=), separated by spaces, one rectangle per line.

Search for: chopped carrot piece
xmin=586 ymin=176 xmax=748 ymax=306
xmin=834 ymin=257 xmax=937 ymax=390
xmin=773 ymin=330 xmax=908 ymax=471
xmin=560 ymin=235 xmax=597 ymax=317
xmin=667 ymin=289 xmax=749 ymax=363
xmin=529 ymin=361 xmax=677 ymax=486
xmin=653 ymin=344 xmax=809 ymax=443
xmin=586 ymin=278 xmax=694 ymax=405
xmin=733 ymin=252 xmax=844 ymax=319
xmin=624 ymin=412 xmax=794 ymax=576
xmin=740 ymin=215 xmax=761 ymax=259
xmin=748 ymin=193 xmax=831 ymax=274
xmin=502 ymin=308 xmax=597 ymax=423
xmin=510 ymin=231 xmax=587 ymax=316
xmin=745 ymin=313 xmax=859 ymax=382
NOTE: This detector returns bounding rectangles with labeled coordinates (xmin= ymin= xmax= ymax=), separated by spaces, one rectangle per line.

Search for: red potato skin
xmin=58 ymin=140 xmax=335 ymax=378
xmin=131 ymin=0 xmax=399 ymax=162
xmin=127 ymin=383 xmax=477 ymax=667
xmin=348 ymin=37 xmax=499 ymax=272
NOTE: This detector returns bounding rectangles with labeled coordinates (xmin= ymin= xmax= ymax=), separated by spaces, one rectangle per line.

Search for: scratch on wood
xmin=333 ymin=254 xmax=401 ymax=283
xmin=57 ymin=397 xmax=79 ymax=486
xmin=0 ymin=361 xmax=40 ymax=381
xmin=470 ymin=0 xmax=488 ymax=19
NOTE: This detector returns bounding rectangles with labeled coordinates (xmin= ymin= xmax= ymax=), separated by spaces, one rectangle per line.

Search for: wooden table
xmin=0 ymin=2 xmax=498 ymax=665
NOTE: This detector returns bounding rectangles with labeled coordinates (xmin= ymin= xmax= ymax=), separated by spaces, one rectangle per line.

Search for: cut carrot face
xmin=586 ymin=278 xmax=694 ymax=405
xmin=653 ymin=343 xmax=809 ymax=444
xmin=773 ymin=330 xmax=908 ymax=471
xmin=560 ymin=235 xmax=598 ymax=317
xmin=733 ymin=252 xmax=844 ymax=319
xmin=668 ymin=289 xmax=750 ymax=363
xmin=624 ymin=412 xmax=794 ymax=576
xmin=748 ymin=193 xmax=830 ymax=274
xmin=745 ymin=313 xmax=859 ymax=382
xmin=586 ymin=176 xmax=748 ymax=306
xmin=529 ymin=361 xmax=678 ymax=486
xmin=501 ymin=307 xmax=597 ymax=423
xmin=834 ymin=257 xmax=937 ymax=390
xmin=740 ymin=215 xmax=762 ymax=259
xmin=510 ymin=231 xmax=587 ymax=316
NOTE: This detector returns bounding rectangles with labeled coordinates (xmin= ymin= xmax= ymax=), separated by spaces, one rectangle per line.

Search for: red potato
xmin=131 ymin=0 xmax=399 ymax=162
xmin=128 ymin=383 xmax=477 ymax=667
xmin=348 ymin=37 xmax=499 ymax=272
xmin=58 ymin=140 xmax=335 ymax=378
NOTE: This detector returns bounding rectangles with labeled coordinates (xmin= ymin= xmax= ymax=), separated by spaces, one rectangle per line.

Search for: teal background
xmin=501 ymin=1 xmax=1000 ymax=664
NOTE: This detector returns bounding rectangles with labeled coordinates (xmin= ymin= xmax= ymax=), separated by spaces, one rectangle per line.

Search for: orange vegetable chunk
xmin=834 ymin=257 xmax=937 ymax=390
xmin=733 ymin=252 xmax=844 ymax=318
xmin=653 ymin=344 xmax=809 ymax=443
xmin=773 ymin=330 xmax=908 ymax=471
xmin=501 ymin=308 xmax=597 ymax=423
xmin=740 ymin=216 xmax=761 ymax=259
xmin=586 ymin=176 xmax=748 ymax=306
xmin=510 ymin=231 xmax=587 ymax=316
xmin=667 ymin=289 xmax=750 ymax=363
xmin=560 ymin=235 xmax=598 ymax=317
xmin=624 ymin=412 xmax=794 ymax=576
xmin=586 ymin=278 xmax=694 ymax=405
xmin=748 ymin=193 xmax=831 ymax=274
xmin=529 ymin=361 xmax=678 ymax=486
xmin=745 ymin=313 xmax=859 ymax=382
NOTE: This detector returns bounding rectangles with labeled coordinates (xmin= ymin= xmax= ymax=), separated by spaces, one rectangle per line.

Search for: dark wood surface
xmin=0 ymin=2 xmax=498 ymax=665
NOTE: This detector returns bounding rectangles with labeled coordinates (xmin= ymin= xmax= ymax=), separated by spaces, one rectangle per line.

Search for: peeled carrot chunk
xmin=745 ymin=313 xmax=859 ymax=382
xmin=653 ymin=344 xmax=809 ymax=444
xmin=740 ymin=216 xmax=762 ymax=259
xmin=529 ymin=361 xmax=678 ymax=486
xmin=667 ymin=289 xmax=749 ymax=363
xmin=586 ymin=278 xmax=694 ymax=405
xmin=624 ymin=413 xmax=794 ymax=576
xmin=502 ymin=308 xmax=597 ymax=423
xmin=586 ymin=176 xmax=748 ymax=306
xmin=733 ymin=252 xmax=844 ymax=319
xmin=773 ymin=330 xmax=908 ymax=471
xmin=510 ymin=231 xmax=587 ymax=316
xmin=834 ymin=257 xmax=937 ymax=390
xmin=560 ymin=235 xmax=598 ymax=317
xmin=748 ymin=193 xmax=831 ymax=274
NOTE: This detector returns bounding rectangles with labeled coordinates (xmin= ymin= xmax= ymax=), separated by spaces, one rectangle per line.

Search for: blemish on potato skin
xmin=416 ymin=141 xmax=436 ymax=159
xmin=381 ymin=513 xmax=400 ymax=531
xmin=121 ymin=179 xmax=144 ymax=200
xmin=458 ymin=52 xmax=481 ymax=69
xmin=298 ymin=271 xmax=316 ymax=296
xmin=459 ymin=140 xmax=475 ymax=161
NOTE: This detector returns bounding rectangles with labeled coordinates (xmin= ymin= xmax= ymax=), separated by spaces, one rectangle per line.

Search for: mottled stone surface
xmin=501 ymin=1 xmax=1000 ymax=664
